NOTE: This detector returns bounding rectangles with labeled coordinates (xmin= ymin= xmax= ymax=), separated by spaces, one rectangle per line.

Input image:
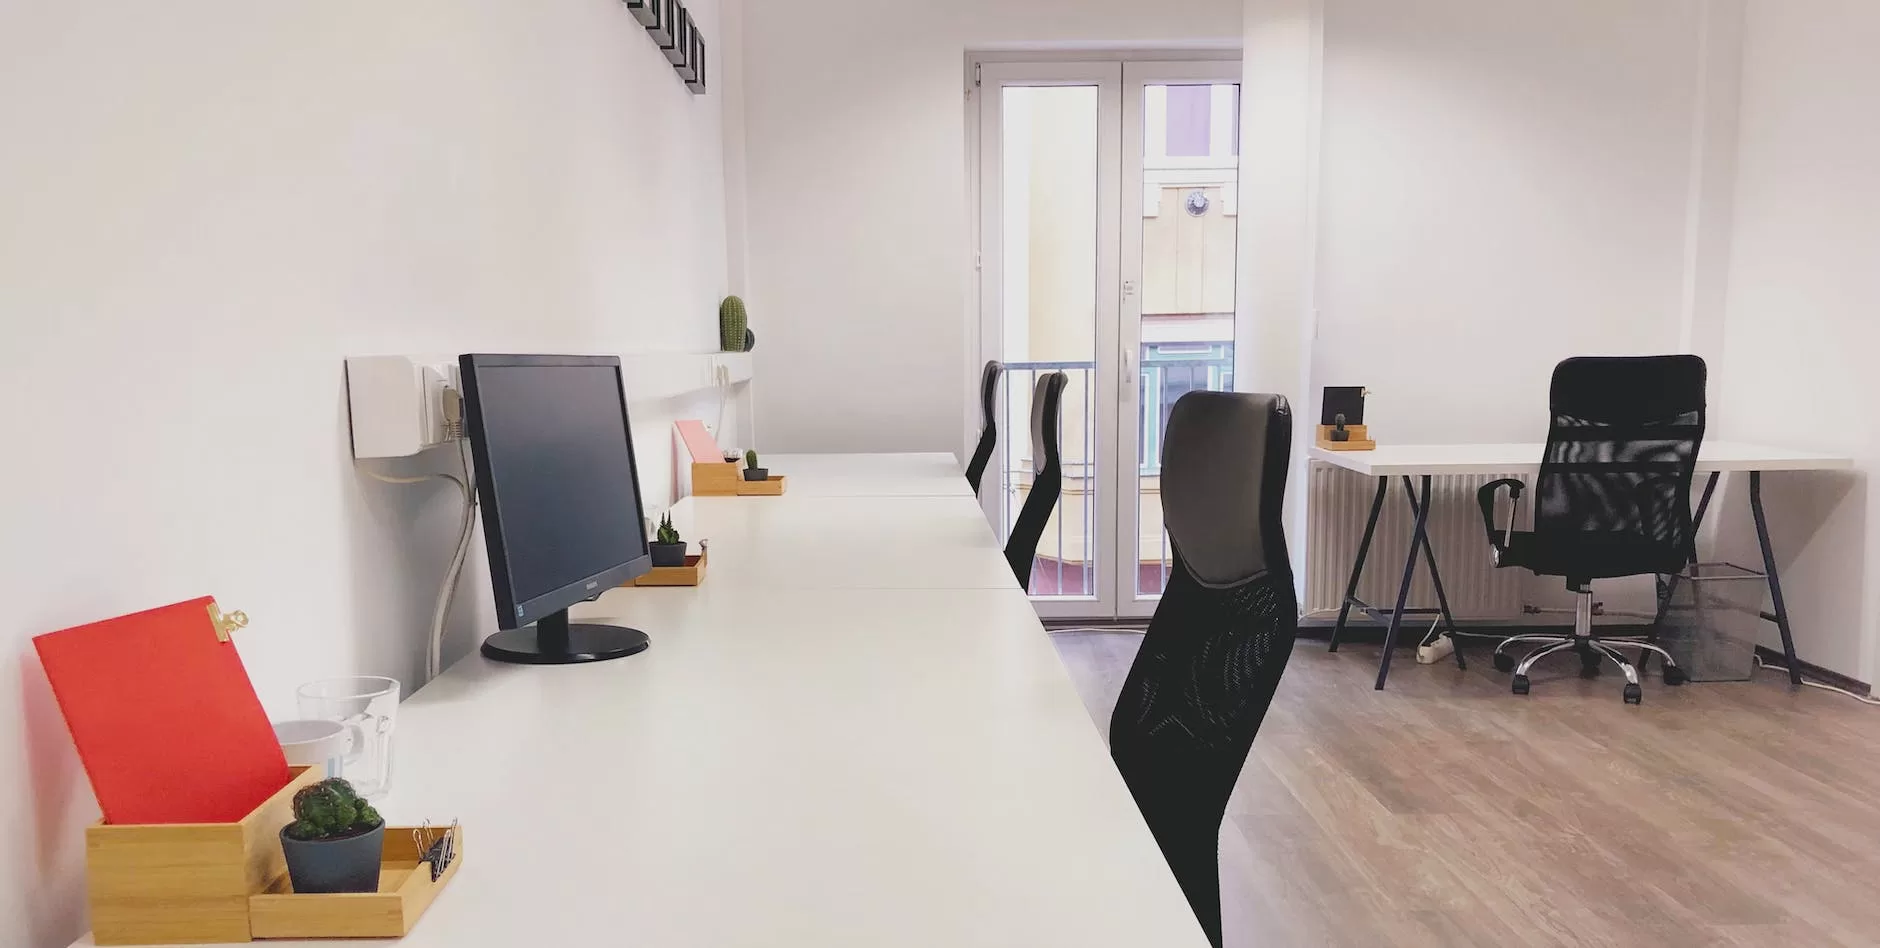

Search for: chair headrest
xmin=1551 ymin=355 xmax=1706 ymax=423
xmin=1162 ymin=391 xmax=1291 ymax=587
xmin=1030 ymin=372 xmax=1067 ymax=476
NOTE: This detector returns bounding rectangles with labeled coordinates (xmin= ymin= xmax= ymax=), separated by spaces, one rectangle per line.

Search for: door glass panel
xmin=1135 ymin=82 xmax=1241 ymax=598
xmin=998 ymin=85 xmax=1100 ymax=599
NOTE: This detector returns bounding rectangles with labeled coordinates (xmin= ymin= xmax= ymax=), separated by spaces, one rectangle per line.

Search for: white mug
xmin=273 ymin=719 xmax=354 ymax=780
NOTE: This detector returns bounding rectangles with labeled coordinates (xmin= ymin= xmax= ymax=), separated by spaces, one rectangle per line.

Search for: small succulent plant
xmin=744 ymin=449 xmax=760 ymax=471
xmin=656 ymin=513 xmax=681 ymax=545
xmin=284 ymin=777 xmax=383 ymax=842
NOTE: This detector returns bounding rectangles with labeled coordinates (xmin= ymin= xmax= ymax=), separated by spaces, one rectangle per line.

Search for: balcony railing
xmin=998 ymin=361 xmax=1096 ymax=598
xmin=997 ymin=349 xmax=1233 ymax=601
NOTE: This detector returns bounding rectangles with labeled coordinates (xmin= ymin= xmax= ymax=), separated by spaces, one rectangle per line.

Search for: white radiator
xmin=1304 ymin=462 xmax=1524 ymax=622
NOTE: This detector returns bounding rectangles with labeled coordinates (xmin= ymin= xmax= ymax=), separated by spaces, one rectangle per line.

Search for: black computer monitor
xmin=458 ymin=354 xmax=653 ymax=664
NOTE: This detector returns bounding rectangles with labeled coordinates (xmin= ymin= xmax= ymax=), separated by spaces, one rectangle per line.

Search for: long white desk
xmin=761 ymin=452 xmax=973 ymax=497
xmin=673 ymin=495 xmax=1017 ymax=590
xmin=1309 ymin=441 xmax=1854 ymax=690
xmin=1309 ymin=440 xmax=1853 ymax=478
xmin=70 ymin=454 xmax=1205 ymax=948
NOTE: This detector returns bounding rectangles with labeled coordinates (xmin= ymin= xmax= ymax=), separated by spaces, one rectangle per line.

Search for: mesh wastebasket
xmin=1656 ymin=563 xmax=1767 ymax=682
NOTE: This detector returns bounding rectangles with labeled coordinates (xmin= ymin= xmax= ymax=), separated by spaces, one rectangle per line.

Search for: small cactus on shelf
xmin=719 ymin=296 xmax=749 ymax=352
xmin=284 ymin=778 xmax=383 ymax=842
xmin=744 ymin=449 xmax=759 ymax=471
xmin=656 ymin=513 xmax=681 ymax=545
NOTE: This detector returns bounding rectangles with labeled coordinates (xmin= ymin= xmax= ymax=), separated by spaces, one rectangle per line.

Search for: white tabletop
xmin=1309 ymin=440 xmax=1854 ymax=478
xmin=674 ymin=495 xmax=1018 ymax=590
xmin=71 ymin=455 xmax=1204 ymax=948
xmin=761 ymin=452 xmax=972 ymax=497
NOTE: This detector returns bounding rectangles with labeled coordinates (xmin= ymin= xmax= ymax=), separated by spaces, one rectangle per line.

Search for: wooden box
xmin=1316 ymin=424 xmax=1376 ymax=452
xmin=632 ymin=546 xmax=709 ymax=587
xmin=247 ymin=827 xmax=464 ymax=939
xmin=87 ymin=765 xmax=321 ymax=946
xmin=692 ymin=460 xmax=742 ymax=497
xmin=736 ymin=475 xmax=787 ymax=496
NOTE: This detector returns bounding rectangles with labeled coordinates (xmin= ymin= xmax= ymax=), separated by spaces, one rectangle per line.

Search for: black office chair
xmin=1477 ymin=355 xmax=1704 ymax=704
xmin=965 ymin=360 xmax=1003 ymax=496
xmin=1110 ymin=392 xmax=1298 ymax=948
xmin=1003 ymin=372 xmax=1066 ymax=591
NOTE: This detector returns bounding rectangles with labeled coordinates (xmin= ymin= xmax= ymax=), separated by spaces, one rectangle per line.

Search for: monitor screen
xmin=460 ymin=355 xmax=651 ymax=630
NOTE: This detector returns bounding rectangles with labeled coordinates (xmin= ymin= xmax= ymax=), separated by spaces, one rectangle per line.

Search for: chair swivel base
xmin=1496 ymin=635 xmax=1687 ymax=704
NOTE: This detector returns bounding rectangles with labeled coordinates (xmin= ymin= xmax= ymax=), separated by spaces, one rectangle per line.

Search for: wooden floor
xmin=1052 ymin=632 xmax=1880 ymax=948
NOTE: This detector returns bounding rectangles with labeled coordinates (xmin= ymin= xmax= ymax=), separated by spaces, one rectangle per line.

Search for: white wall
xmin=1312 ymin=0 xmax=1708 ymax=444
xmin=1238 ymin=0 xmax=1323 ymax=585
xmin=0 ymin=2 xmax=732 ymax=945
xmin=736 ymin=0 xmax=1243 ymax=456
xmin=1711 ymin=0 xmax=1880 ymax=683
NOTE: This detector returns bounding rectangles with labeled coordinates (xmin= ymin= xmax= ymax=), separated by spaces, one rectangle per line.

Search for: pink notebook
xmin=675 ymin=419 xmax=723 ymax=463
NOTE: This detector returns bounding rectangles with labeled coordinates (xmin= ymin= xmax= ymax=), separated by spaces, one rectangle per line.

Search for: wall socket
xmin=346 ymin=355 xmax=462 ymax=459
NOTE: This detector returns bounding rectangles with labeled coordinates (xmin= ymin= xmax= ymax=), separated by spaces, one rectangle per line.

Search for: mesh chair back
xmin=1109 ymin=392 xmax=1298 ymax=948
xmin=965 ymin=361 xmax=1002 ymax=495
xmin=1536 ymin=356 xmax=1706 ymax=575
xmin=1003 ymin=372 xmax=1066 ymax=590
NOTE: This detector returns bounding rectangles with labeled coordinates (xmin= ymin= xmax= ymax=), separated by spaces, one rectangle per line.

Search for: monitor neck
xmin=534 ymin=609 xmax=573 ymax=656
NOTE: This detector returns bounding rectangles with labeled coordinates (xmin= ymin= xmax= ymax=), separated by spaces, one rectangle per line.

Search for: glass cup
xmin=296 ymin=676 xmax=399 ymax=799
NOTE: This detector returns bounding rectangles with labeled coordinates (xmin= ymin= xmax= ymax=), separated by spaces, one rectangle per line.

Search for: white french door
xmin=976 ymin=58 xmax=1243 ymax=621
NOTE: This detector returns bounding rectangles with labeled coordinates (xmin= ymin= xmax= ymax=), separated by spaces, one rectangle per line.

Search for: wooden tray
xmin=247 ymin=826 xmax=464 ymax=939
xmin=633 ymin=546 xmax=708 ymax=586
xmin=736 ymin=475 xmax=787 ymax=496
xmin=692 ymin=460 xmax=743 ymax=496
xmin=87 ymin=765 xmax=322 ymax=946
xmin=1316 ymin=424 xmax=1376 ymax=452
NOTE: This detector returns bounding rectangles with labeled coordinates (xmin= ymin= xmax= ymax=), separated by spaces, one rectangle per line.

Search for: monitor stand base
xmin=481 ymin=610 xmax=649 ymax=665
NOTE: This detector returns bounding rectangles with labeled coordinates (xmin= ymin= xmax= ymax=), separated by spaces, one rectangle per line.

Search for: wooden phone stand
xmin=1316 ymin=424 xmax=1376 ymax=451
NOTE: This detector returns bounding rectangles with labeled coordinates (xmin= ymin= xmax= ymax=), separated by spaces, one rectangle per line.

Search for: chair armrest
xmin=1476 ymin=479 xmax=1525 ymax=559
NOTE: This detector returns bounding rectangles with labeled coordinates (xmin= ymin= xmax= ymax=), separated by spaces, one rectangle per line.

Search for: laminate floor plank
xmin=1052 ymin=632 xmax=1880 ymax=948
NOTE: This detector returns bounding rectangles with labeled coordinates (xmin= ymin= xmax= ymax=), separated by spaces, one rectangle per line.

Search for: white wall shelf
xmin=620 ymin=351 xmax=752 ymax=402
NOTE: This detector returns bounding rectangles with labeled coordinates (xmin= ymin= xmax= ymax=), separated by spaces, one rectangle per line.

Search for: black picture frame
xmin=624 ymin=0 xmax=659 ymax=28
xmin=647 ymin=0 xmax=676 ymax=47
xmin=1320 ymin=386 xmax=1368 ymax=427
xmin=686 ymin=36 xmax=708 ymax=93
xmin=662 ymin=4 xmax=691 ymax=66
xmin=678 ymin=24 xmax=702 ymax=82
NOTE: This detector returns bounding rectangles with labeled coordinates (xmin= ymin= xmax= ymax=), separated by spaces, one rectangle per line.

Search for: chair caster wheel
xmin=1512 ymin=675 xmax=1531 ymax=696
xmin=1493 ymin=653 xmax=1515 ymax=673
xmin=1624 ymin=683 xmax=1643 ymax=705
xmin=1579 ymin=651 xmax=1602 ymax=679
xmin=1662 ymin=665 xmax=1688 ymax=686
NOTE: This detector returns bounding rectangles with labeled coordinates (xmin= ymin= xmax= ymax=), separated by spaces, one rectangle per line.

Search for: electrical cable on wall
xmin=713 ymin=368 xmax=732 ymax=448
xmin=363 ymin=437 xmax=478 ymax=684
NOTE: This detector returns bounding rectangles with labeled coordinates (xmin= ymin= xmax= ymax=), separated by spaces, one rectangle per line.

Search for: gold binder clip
xmin=207 ymin=601 xmax=250 ymax=643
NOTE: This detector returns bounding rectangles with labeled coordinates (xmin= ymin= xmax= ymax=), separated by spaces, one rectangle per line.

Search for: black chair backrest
xmin=965 ymin=361 xmax=1003 ymax=496
xmin=1537 ymin=355 xmax=1707 ymax=573
xmin=1003 ymin=372 xmax=1066 ymax=591
xmin=1109 ymin=392 xmax=1298 ymax=948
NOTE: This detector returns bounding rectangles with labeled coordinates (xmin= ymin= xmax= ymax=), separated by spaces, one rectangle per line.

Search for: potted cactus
xmin=719 ymin=296 xmax=749 ymax=352
xmin=279 ymin=777 xmax=385 ymax=894
xmin=650 ymin=513 xmax=687 ymax=567
xmin=743 ymin=449 xmax=769 ymax=482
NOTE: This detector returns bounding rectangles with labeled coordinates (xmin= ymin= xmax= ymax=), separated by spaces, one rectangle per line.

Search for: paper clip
xmin=419 ymin=819 xmax=459 ymax=882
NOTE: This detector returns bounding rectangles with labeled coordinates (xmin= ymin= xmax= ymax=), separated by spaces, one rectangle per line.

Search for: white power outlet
xmin=1416 ymin=633 xmax=1456 ymax=666
xmin=346 ymin=356 xmax=462 ymax=459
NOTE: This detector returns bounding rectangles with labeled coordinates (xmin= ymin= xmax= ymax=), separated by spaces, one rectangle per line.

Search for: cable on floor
xmin=1046 ymin=627 xmax=1148 ymax=636
xmin=1753 ymin=655 xmax=1880 ymax=707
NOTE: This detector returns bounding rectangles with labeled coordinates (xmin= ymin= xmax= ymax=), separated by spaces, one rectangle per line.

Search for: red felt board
xmin=33 ymin=597 xmax=291 ymax=825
